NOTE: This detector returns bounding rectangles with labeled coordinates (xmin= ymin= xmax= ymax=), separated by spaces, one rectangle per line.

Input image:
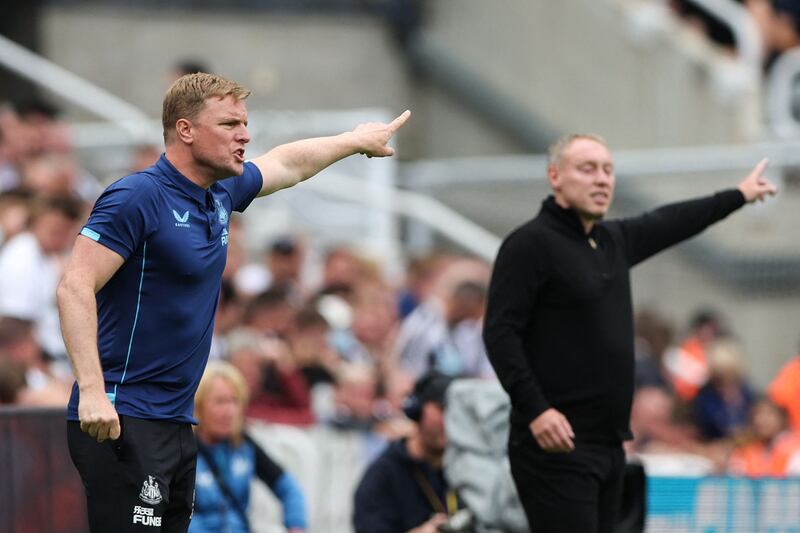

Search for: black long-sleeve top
xmin=483 ymin=190 xmax=746 ymax=443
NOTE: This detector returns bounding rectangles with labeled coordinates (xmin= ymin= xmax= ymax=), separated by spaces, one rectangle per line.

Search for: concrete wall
xmin=423 ymin=0 xmax=762 ymax=149
xmin=38 ymin=4 xmax=517 ymax=159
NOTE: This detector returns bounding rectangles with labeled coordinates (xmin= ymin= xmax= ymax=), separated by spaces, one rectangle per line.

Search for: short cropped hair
xmin=194 ymin=361 xmax=250 ymax=445
xmin=29 ymin=194 xmax=84 ymax=224
xmin=547 ymin=134 xmax=608 ymax=168
xmin=162 ymin=73 xmax=250 ymax=143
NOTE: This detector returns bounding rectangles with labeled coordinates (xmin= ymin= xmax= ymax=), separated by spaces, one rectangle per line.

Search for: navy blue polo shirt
xmin=67 ymin=154 xmax=262 ymax=423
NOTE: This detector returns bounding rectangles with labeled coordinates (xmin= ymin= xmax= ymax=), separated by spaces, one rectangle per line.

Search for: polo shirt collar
xmin=156 ymin=154 xmax=210 ymax=206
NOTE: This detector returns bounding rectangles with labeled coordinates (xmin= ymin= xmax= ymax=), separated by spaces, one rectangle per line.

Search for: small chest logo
xmin=215 ymin=199 xmax=228 ymax=225
xmin=173 ymin=209 xmax=190 ymax=228
xmin=221 ymin=228 xmax=229 ymax=246
xmin=139 ymin=475 xmax=163 ymax=505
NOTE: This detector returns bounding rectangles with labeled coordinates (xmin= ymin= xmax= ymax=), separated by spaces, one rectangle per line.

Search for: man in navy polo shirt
xmin=57 ymin=72 xmax=410 ymax=532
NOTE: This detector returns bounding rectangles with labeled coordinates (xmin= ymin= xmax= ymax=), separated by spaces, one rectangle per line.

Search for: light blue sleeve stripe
xmin=80 ymin=227 xmax=101 ymax=241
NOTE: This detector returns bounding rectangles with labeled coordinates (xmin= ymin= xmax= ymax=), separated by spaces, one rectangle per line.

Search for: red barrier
xmin=0 ymin=407 xmax=88 ymax=533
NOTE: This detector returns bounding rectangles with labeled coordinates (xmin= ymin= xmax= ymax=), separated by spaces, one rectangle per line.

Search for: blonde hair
xmin=194 ymin=361 xmax=250 ymax=444
xmin=162 ymin=73 xmax=251 ymax=143
xmin=706 ymin=339 xmax=746 ymax=379
xmin=547 ymin=134 xmax=608 ymax=168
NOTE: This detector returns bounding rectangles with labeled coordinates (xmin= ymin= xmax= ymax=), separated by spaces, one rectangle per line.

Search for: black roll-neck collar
xmin=540 ymin=195 xmax=596 ymax=237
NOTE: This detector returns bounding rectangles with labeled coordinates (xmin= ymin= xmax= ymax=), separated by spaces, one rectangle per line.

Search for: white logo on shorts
xmin=132 ymin=505 xmax=162 ymax=527
xmin=139 ymin=475 xmax=163 ymax=505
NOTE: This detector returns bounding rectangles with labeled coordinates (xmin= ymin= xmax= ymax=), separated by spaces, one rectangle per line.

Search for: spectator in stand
xmin=728 ymin=397 xmax=800 ymax=477
xmin=267 ymin=237 xmax=305 ymax=298
xmin=226 ymin=328 xmax=313 ymax=426
xmin=670 ymin=0 xmax=741 ymax=50
xmin=222 ymin=214 xmax=247 ymax=283
xmin=286 ymin=307 xmax=340 ymax=422
xmin=353 ymin=372 xmax=465 ymax=533
xmin=235 ymin=236 xmax=306 ymax=305
xmin=768 ymin=349 xmax=800 ymax=432
xmin=749 ymin=0 xmax=800 ymax=68
xmin=0 ymin=188 xmax=33 ymax=247
xmin=0 ymin=194 xmax=84 ymax=363
xmin=331 ymin=280 xmax=398 ymax=368
xmin=0 ymin=316 xmax=71 ymax=405
xmin=209 ymin=280 xmax=244 ymax=360
xmin=627 ymin=385 xmax=699 ymax=456
xmin=0 ymin=356 xmax=26 ymax=404
xmin=128 ymin=145 xmax=161 ymax=173
xmin=396 ymin=253 xmax=448 ymax=319
xmin=14 ymin=100 xmax=100 ymax=201
xmin=394 ymin=257 xmax=492 ymax=379
xmin=190 ymin=361 xmax=307 ymax=533
xmin=170 ymin=59 xmax=211 ymax=85
xmin=664 ymin=309 xmax=726 ymax=402
xmin=0 ymin=103 xmax=26 ymax=190
xmin=321 ymin=246 xmax=365 ymax=293
xmin=633 ymin=308 xmax=675 ymax=391
xmin=243 ymin=288 xmax=296 ymax=338
xmin=692 ymin=339 xmax=755 ymax=441
xmin=328 ymin=362 xmax=381 ymax=431
xmin=395 ymin=279 xmax=492 ymax=379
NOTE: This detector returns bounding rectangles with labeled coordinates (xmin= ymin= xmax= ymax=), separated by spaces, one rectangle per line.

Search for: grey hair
xmin=547 ymin=134 xmax=608 ymax=168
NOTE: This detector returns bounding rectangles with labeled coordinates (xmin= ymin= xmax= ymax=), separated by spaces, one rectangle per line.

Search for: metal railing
xmin=0 ymin=34 xmax=158 ymax=141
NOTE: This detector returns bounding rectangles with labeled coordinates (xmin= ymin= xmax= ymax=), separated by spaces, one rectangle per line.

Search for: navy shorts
xmin=68 ymin=415 xmax=197 ymax=533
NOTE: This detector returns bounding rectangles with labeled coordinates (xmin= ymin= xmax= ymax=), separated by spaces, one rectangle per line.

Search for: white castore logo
xmin=139 ymin=475 xmax=163 ymax=505
xmin=173 ymin=209 xmax=190 ymax=228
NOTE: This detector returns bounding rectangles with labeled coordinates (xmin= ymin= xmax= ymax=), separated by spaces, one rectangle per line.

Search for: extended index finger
xmin=387 ymin=109 xmax=411 ymax=133
xmin=751 ymin=158 xmax=769 ymax=180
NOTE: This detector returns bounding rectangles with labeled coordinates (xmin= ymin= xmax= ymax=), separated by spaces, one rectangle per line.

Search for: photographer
xmin=353 ymin=372 xmax=465 ymax=533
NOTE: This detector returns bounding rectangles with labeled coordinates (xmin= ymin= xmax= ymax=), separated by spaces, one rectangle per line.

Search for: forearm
xmin=57 ymin=278 xmax=103 ymax=393
xmin=255 ymin=132 xmax=360 ymax=195
xmin=622 ymin=189 xmax=745 ymax=266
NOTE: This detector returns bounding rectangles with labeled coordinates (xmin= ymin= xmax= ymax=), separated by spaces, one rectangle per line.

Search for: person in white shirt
xmin=0 ymin=195 xmax=83 ymax=364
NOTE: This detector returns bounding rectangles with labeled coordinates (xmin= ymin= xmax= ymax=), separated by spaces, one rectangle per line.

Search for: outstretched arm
xmin=252 ymin=110 xmax=411 ymax=197
xmin=619 ymin=159 xmax=777 ymax=266
xmin=57 ymin=236 xmax=125 ymax=442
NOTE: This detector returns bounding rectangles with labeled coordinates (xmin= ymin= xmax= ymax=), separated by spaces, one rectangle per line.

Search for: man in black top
xmin=353 ymin=372 xmax=459 ymax=533
xmin=483 ymin=134 xmax=776 ymax=533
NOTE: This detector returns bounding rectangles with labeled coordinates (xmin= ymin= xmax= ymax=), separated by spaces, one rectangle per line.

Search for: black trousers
xmin=508 ymin=427 xmax=625 ymax=533
xmin=68 ymin=415 xmax=198 ymax=533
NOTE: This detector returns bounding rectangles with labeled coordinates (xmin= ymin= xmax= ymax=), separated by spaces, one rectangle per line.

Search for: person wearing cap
xmin=352 ymin=372 xmax=462 ymax=533
xmin=483 ymin=134 xmax=777 ymax=533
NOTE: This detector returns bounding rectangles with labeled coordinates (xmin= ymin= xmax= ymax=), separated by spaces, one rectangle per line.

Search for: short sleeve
xmin=218 ymin=162 xmax=263 ymax=213
xmin=81 ymin=174 xmax=155 ymax=261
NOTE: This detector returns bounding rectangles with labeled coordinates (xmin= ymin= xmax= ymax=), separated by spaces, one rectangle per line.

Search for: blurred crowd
xmin=2 ymin=94 xmax=800 ymax=483
xmin=671 ymin=0 xmax=800 ymax=71
xmin=630 ymin=307 xmax=800 ymax=477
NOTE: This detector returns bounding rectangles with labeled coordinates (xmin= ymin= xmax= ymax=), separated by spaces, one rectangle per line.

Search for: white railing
xmin=0 ymin=34 xmax=158 ymax=141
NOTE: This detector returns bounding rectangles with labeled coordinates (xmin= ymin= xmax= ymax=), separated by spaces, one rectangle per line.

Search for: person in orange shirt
xmin=664 ymin=310 xmax=725 ymax=401
xmin=768 ymin=353 xmax=800 ymax=432
xmin=728 ymin=397 xmax=800 ymax=477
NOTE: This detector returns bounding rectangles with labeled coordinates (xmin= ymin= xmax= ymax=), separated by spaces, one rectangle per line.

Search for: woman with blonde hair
xmin=189 ymin=361 xmax=306 ymax=533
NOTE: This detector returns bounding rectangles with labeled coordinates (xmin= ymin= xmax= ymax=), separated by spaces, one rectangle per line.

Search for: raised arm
xmin=57 ymin=236 xmax=125 ymax=442
xmin=618 ymin=159 xmax=777 ymax=267
xmin=252 ymin=110 xmax=410 ymax=197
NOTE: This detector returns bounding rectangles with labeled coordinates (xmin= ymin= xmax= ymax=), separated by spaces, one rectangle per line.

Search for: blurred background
xmin=2 ymin=0 xmax=800 ymax=532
